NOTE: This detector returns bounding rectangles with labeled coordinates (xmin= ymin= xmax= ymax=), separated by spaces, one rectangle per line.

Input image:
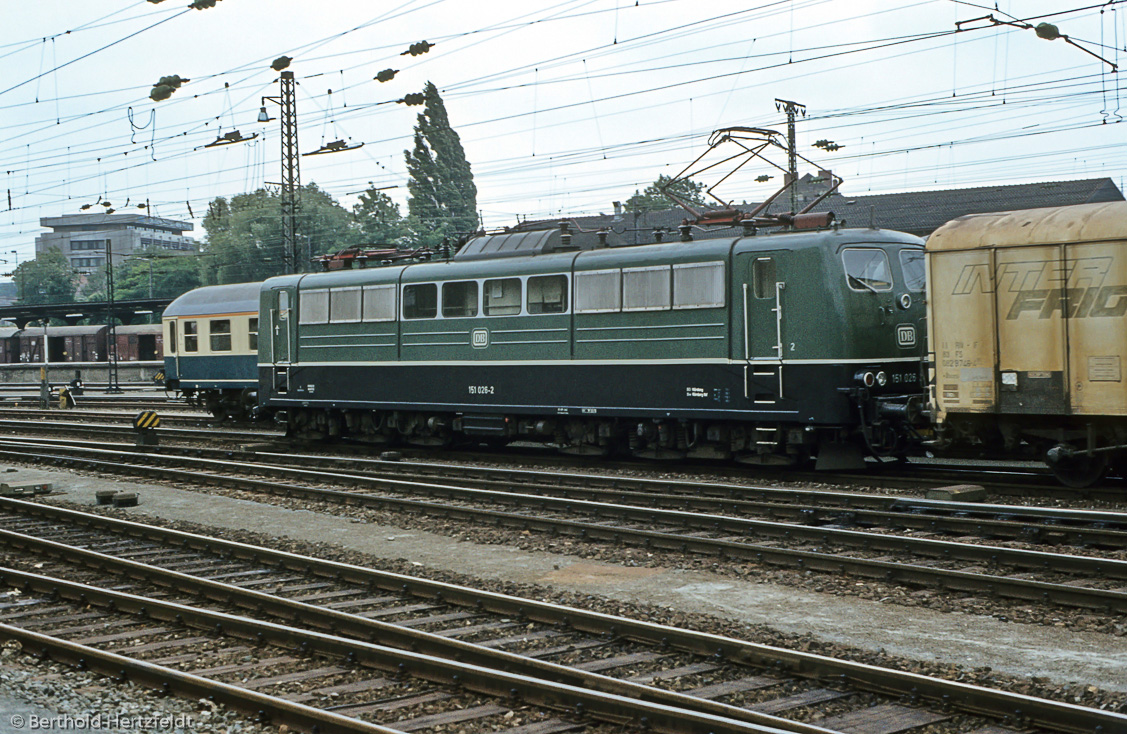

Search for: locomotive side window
xmin=248 ymin=318 xmax=258 ymax=351
xmin=527 ymin=275 xmax=568 ymax=314
xmin=167 ymin=321 xmax=177 ymax=354
xmin=484 ymin=278 xmax=521 ymax=316
xmin=673 ymin=261 xmax=726 ymax=308
xmin=403 ymin=283 xmax=438 ymax=319
xmin=575 ymin=269 xmax=621 ymax=313
xmin=362 ymin=284 xmax=397 ymax=322
xmin=623 ymin=266 xmax=671 ymax=311
xmin=442 ymin=281 xmax=479 ymax=318
xmin=329 ymin=287 xmax=362 ymax=323
xmin=899 ymin=249 xmax=926 ymax=292
xmin=752 ymin=258 xmax=775 ymax=299
xmin=299 ymin=289 xmax=330 ymax=324
xmin=183 ymin=321 xmax=198 ymax=352
xmin=210 ymin=319 xmax=232 ymax=352
xmin=842 ymin=248 xmax=893 ymax=292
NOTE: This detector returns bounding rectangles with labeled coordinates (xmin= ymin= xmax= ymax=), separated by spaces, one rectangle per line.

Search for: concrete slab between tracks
xmin=12 ymin=466 xmax=1127 ymax=692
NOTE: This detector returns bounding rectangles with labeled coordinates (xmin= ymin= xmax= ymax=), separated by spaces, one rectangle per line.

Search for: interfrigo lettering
xmin=950 ymin=256 xmax=1127 ymax=319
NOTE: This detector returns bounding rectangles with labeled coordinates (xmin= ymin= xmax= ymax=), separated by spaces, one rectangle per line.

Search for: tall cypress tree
xmin=405 ymin=82 xmax=478 ymax=247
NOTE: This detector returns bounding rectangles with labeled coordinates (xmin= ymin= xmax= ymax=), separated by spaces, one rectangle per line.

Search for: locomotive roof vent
xmin=455 ymin=228 xmax=598 ymax=261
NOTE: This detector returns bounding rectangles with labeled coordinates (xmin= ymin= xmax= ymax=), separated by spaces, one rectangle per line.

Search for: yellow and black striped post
xmin=133 ymin=411 xmax=161 ymax=447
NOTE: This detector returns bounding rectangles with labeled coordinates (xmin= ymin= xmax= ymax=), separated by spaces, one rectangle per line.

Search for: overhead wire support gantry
xmin=261 ymin=71 xmax=302 ymax=274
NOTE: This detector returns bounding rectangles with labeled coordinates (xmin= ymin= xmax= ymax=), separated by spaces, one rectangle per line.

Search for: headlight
xmin=876 ymin=371 xmax=888 ymax=387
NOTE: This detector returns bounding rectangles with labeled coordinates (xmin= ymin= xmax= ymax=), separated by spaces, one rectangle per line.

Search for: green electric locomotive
xmin=257 ymin=222 xmax=927 ymax=468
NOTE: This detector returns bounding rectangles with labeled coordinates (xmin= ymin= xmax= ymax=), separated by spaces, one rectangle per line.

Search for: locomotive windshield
xmin=899 ymin=249 xmax=926 ymax=292
xmin=842 ymin=248 xmax=893 ymax=292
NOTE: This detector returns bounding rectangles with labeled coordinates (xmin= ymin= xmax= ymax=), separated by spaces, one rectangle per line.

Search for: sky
xmin=0 ymin=0 xmax=1124 ymax=278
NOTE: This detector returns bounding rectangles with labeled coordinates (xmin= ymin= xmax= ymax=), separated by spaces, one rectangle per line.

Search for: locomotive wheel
xmin=1047 ymin=450 xmax=1107 ymax=489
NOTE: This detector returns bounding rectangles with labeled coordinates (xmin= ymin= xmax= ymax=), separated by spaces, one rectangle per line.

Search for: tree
xmin=114 ymin=251 xmax=203 ymax=300
xmin=352 ymin=186 xmax=408 ymax=246
xmin=625 ymin=175 xmax=710 ymax=213
xmin=13 ymin=248 xmax=78 ymax=304
xmin=201 ymin=183 xmax=359 ymax=285
xmin=404 ymin=81 xmax=478 ymax=247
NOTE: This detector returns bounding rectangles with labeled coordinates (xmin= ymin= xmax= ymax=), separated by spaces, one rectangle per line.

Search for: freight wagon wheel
xmin=1047 ymin=448 xmax=1107 ymax=489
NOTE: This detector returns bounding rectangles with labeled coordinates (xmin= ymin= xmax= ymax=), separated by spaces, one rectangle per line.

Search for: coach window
xmin=527 ymin=274 xmax=568 ymax=314
xmin=362 ymin=284 xmax=397 ymax=322
xmin=842 ymin=248 xmax=893 ymax=292
xmin=674 ymin=261 xmax=726 ymax=308
xmin=484 ymin=278 xmax=521 ymax=315
xmin=442 ymin=281 xmax=478 ymax=318
xmin=210 ymin=319 xmax=232 ymax=352
xmin=167 ymin=321 xmax=177 ymax=354
xmin=299 ymin=289 xmax=330 ymax=324
xmin=248 ymin=318 xmax=258 ymax=351
xmin=623 ymin=266 xmax=671 ymax=311
xmin=575 ymin=269 xmax=621 ymax=313
xmin=183 ymin=321 xmax=198 ymax=352
xmin=752 ymin=258 xmax=775 ymax=299
xmin=403 ymin=283 xmax=437 ymax=319
xmin=330 ymin=287 xmax=362 ymax=323
xmin=899 ymin=249 xmax=926 ymax=292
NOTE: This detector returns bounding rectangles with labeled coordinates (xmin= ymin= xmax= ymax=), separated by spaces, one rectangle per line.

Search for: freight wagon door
xmin=740 ymin=252 xmax=789 ymax=403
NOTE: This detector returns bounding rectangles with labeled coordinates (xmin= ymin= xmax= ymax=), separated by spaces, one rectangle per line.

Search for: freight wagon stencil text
xmin=949 ymin=256 xmax=1127 ymax=319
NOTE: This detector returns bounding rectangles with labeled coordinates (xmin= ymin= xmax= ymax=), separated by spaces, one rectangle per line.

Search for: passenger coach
xmin=163 ymin=281 xmax=262 ymax=420
xmin=259 ymin=225 xmax=927 ymax=467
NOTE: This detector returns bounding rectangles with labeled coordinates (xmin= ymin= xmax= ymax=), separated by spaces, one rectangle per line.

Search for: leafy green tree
xmin=404 ymin=82 xmax=478 ymax=247
xmin=352 ymin=186 xmax=408 ymax=246
xmin=14 ymin=248 xmax=78 ymax=304
xmin=201 ymin=183 xmax=358 ymax=284
xmin=115 ymin=251 xmax=203 ymax=300
xmin=625 ymin=175 xmax=709 ymax=213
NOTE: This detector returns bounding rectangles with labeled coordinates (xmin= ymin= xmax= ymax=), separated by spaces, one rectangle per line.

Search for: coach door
xmin=740 ymin=251 xmax=790 ymax=404
xmin=270 ymin=287 xmax=294 ymax=393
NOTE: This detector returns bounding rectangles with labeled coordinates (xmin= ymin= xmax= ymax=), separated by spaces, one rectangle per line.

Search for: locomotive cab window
xmin=575 ymin=269 xmax=621 ymax=313
xmin=623 ymin=266 xmax=671 ymax=311
xmin=183 ymin=320 xmax=198 ymax=352
xmin=210 ymin=319 xmax=232 ymax=352
xmin=403 ymin=283 xmax=437 ymax=319
xmin=842 ymin=248 xmax=893 ymax=292
xmin=248 ymin=318 xmax=258 ymax=351
xmin=899 ymin=249 xmax=926 ymax=292
xmin=442 ymin=281 xmax=479 ymax=318
xmin=527 ymin=275 xmax=568 ymax=314
xmin=299 ymin=289 xmax=330 ymax=324
xmin=484 ymin=278 xmax=521 ymax=316
xmin=330 ymin=287 xmax=362 ymax=323
xmin=362 ymin=284 xmax=396 ymax=322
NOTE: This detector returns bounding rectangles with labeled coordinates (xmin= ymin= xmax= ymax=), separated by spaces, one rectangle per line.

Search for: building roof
xmin=39 ymin=213 xmax=194 ymax=232
xmin=806 ymin=178 xmax=1124 ymax=235
xmin=511 ymin=177 xmax=1124 ymax=249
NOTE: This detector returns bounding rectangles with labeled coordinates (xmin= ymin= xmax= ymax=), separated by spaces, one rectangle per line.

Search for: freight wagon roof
xmin=20 ymin=325 xmax=106 ymax=337
xmin=114 ymin=324 xmax=162 ymax=335
xmin=164 ymin=282 xmax=261 ymax=318
xmin=926 ymin=202 xmax=1127 ymax=251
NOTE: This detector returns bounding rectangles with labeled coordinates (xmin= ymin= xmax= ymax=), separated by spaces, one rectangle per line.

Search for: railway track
xmin=1 ymin=435 xmax=1126 ymax=617
xmin=0 ymin=417 xmax=280 ymax=443
xmin=0 ymin=406 xmax=1123 ymax=502
xmin=1 ymin=496 xmax=1122 ymax=734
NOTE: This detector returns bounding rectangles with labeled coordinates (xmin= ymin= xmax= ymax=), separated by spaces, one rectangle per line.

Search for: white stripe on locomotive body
xmin=263 ymin=395 xmax=804 ymax=416
xmin=257 ymin=356 xmax=921 ymax=368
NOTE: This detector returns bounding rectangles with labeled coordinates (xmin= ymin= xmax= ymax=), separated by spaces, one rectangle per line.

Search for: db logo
xmin=896 ymin=324 xmax=916 ymax=347
xmin=471 ymin=328 xmax=490 ymax=349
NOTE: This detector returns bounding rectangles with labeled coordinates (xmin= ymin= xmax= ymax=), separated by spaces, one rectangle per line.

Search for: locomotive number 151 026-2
xmin=468 ymin=385 xmax=495 ymax=395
